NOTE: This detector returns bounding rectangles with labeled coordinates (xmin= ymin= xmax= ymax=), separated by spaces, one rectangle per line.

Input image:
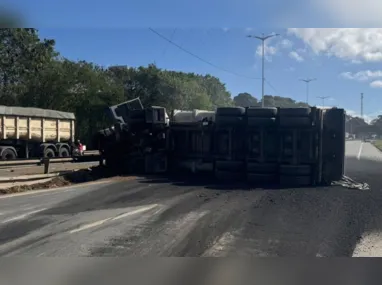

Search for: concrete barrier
xmin=0 ymin=173 xmax=62 ymax=183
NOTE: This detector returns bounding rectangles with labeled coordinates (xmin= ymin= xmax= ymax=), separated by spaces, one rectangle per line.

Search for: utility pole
xmin=247 ymin=33 xmax=280 ymax=107
xmin=361 ymin=93 xmax=364 ymax=119
xmin=299 ymin=78 xmax=316 ymax=105
xmin=317 ymin=96 xmax=330 ymax=107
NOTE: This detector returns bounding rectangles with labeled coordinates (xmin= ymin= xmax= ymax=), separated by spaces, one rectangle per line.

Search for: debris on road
xmin=331 ymin=175 xmax=370 ymax=191
xmin=0 ymin=166 xmax=135 ymax=195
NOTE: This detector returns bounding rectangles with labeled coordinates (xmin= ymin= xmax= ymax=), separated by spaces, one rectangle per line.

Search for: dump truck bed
xmin=0 ymin=106 xmax=75 ymax=143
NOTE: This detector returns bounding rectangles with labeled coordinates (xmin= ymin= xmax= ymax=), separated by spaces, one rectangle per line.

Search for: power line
xmin=149 ymin=28 xmax=261 ymax=80
xmin=265 ymin=79 xmax=279 ymax=96
xmin=161 ymin=28 xmax=177 ymax=58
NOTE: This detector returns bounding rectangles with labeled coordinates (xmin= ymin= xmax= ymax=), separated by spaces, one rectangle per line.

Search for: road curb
xmin=0 ymin=172 xmax=64 ymax=183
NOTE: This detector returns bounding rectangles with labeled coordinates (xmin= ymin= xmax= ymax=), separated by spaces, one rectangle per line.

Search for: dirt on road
xmin=34 ymin=173 xmax=375 ymax=257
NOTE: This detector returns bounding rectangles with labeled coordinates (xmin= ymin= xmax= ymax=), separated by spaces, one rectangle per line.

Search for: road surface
xmin=0 ymin=140 xmax=382 ymax=257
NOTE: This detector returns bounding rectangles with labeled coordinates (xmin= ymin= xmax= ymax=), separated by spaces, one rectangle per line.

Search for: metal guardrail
xmin=0 ymin=155 xmax=100 ymax=168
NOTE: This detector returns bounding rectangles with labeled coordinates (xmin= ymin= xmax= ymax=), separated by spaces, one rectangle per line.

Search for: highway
xmin=0 ymin=140 xmax=382 ymax=257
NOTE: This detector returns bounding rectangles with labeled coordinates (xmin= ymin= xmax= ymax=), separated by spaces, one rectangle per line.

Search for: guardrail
xmin=0 ymin=155 xmax=101 ymax=168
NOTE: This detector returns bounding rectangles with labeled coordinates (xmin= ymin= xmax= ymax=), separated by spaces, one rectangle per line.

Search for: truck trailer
xmin=94 ymin=98 xmax=346 ymax=187
xmin=0 ymin=105 xmax=76 ymax=160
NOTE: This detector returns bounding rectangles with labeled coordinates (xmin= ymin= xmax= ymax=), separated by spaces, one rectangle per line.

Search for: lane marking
xmin=69 ymin=204 xmax=158 ymax=234
xmin=357 ymin=142 xmax=364 ymax=160
xmin=1 ymin=208 xmax=47 ymax=224
xmin=111 ymin=204 xmax=159 ymax=221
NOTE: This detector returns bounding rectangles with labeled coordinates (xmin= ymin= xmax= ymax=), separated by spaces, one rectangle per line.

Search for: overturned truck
xmin=94 ymin=98 xmax=345 ymax=187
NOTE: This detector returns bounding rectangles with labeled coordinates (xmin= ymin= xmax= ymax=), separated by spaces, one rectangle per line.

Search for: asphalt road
xmin=0 ymin=140 xmax=382 ymax=257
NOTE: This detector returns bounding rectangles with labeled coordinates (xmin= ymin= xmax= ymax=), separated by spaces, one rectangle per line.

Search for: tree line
xmin=2 ymin=28 xmax=368 ymax=146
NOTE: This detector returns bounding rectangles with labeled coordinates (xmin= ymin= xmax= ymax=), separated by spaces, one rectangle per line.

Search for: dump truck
xmin=94 ymin=98 xmax=346 ymax=187
xmin=0 ymin=105 xmax=77 ymax=160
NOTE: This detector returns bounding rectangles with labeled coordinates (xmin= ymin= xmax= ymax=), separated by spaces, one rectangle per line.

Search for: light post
xmin=299 ymin=78 xmax=316 ymax=105
xmin=247 ymin=33 xmax=280 ymax=107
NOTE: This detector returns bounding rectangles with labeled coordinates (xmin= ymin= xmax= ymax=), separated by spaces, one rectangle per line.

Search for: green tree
xmin=0 ymin=28 xmax=56 ymax=104
xmin=233 ymin=92 xmax=258 ymax=107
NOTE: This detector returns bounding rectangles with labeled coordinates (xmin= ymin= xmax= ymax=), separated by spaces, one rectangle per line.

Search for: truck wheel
xmin=59 ymin=148 xmax=70 ymax=157
xmin=280 ymin=165 xmax=311 ymax=175
xmin=279 ymin=108 xmax=311 ymax=117
xmin=247 ymin=173 xmax=276 ymax=183
xmin=247 ymin=117 xmax=276 ymax=127
xmin=247 ymin=162 xmax=278 ymax=173
xmin=215 ymin=115 xmax=244 ymax=126
xmin=44 ymin=148 xmax=55 ymax=158
xmin=1 ymin=149 xmax=16 ymax=160
xmin=216 ymin=107 xmax=245 ymax=116
xmin=215 ymin=170 xmax=243 ymax=181
xmin=215 ymin=160 xmax=244 ymax=171
xmin=280 ymin=175 xmax=311 ymax=187
xmin=246 ymin=107 xmax=277 ymax=117
xmin=279 ymin=117 xmax=311 ymax=127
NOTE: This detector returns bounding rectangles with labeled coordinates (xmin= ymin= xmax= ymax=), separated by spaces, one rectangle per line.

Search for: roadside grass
xmin=372 ymin=140 xmax=382 ymax=152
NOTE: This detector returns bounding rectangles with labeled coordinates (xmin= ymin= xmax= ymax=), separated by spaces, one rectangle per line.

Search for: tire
xmin=279 ymin=116 xmax=311 ymax=127
xmin=44 ymin=148 xmax=55 ymax=158
xmin=247 ymin=173 xmax=277 ymax=183
xmin=279 ymin=108 xmax=311 ymax=117
xmin=280 ymin=165 xmax=311 ymax=175
xmin=247 ymin=117 xmax=276 ymax=127
xmin=215 ymin=115 xmax=244 ymax=127
xmin=215 ymin=170 xmax=243 ymax=181
xmin=247 ymin=107 xmax=277 ymax=117
xmin=280 ymin=175 xmax=311 ymax=187
xmin=1 ymin=148 xmax=16 ymax=160
xmin=215 ymin=160 xmax=244 ymax=171
xmin=59 ymin=147 xmax=70 ymax=158
xmin=247 ymin=162 xmax=278 ymax=173
xmin=216 ymin=107 xmax=245 ymax=116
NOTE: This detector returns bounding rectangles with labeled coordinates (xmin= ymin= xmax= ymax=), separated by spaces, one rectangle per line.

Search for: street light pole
xmin=317 ymin=96 xmax=330 ymax=107
xmin=299 ymin=78 xmax=316 ymax=105
xmin=247 ymin=33 xmax=280 ymax=107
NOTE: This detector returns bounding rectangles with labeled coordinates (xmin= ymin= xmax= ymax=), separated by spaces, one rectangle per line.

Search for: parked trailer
xmin=94 ymin=98 xmax=345 ymax=187
xmin=0 ymin=105 xmax=76 ymax=160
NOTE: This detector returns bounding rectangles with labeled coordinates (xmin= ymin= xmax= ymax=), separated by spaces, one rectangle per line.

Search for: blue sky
xmin=5 ymin=0 xmax=382 ymax=121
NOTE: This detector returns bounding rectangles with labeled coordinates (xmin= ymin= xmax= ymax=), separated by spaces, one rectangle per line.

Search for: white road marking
xmin=357 ymin=142 xmax=364 ymax=160
xmin=69 ymin=204 xmax=159 ymax=234
xmin=1 ymin=208 xmax=47 ymax=224
xmin=353 ymin=232 xmax=382 ymax=257
xmin=111 ymin=204 xmax=159 ymax=221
